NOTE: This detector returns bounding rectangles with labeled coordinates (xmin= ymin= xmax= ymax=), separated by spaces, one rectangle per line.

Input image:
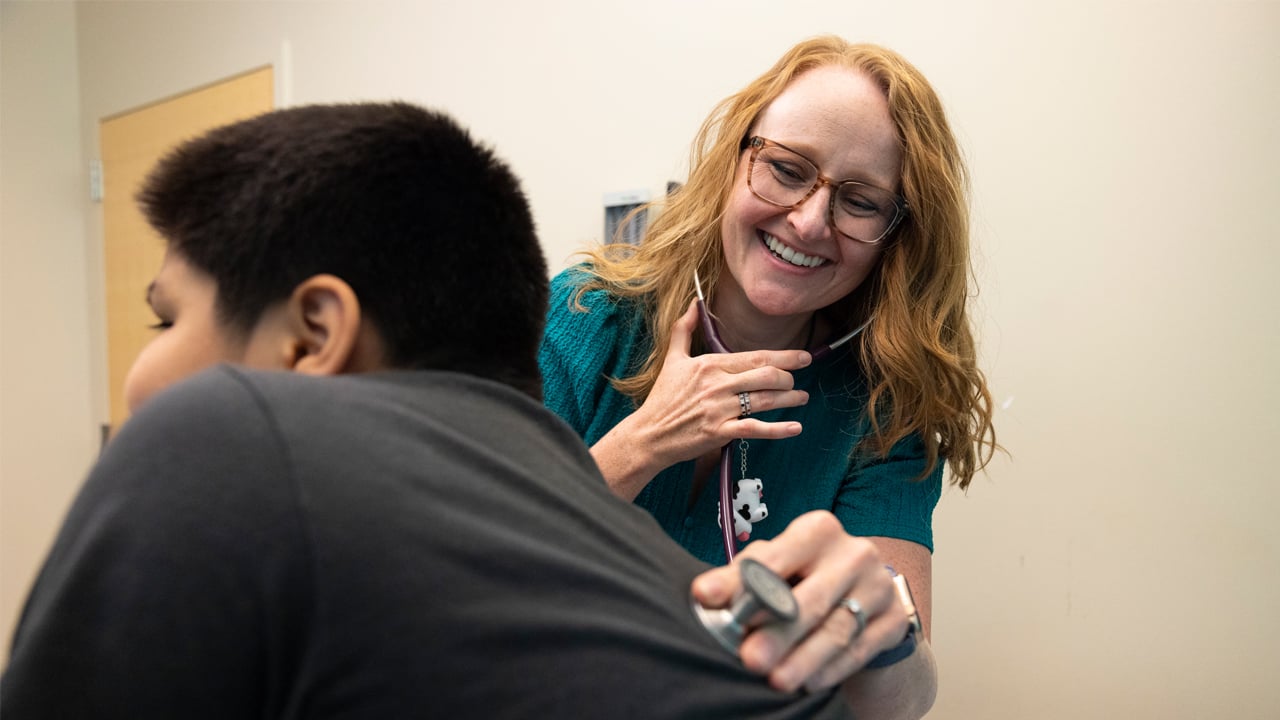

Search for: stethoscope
xmin=692 ymin=270 xmax=873 ymax=560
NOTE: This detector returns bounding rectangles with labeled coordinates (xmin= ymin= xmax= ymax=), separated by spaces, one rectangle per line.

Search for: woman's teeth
xmin=765 ymin=234 xmax=826 ymax=268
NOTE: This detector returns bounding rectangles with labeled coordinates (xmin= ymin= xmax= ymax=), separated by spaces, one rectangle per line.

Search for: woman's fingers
xmin=690 ymin=512 xmax=911 ymax=692
xmin=640 ymin=300 xmax=814 ymax=463
xmin=690 ymin=512 xmax=851 ymax=612
xmin=720 ymin=348 xmax=813 ymax=375
xmin=666 ymin=299 xmax=702 ymax=361
xmin=670 ymin=300 xmax=813 ymax=378
xmin=793 ymin=601 xmax=908 ymax=691
xmin=754 ymin=568 xmax=903 ymax=692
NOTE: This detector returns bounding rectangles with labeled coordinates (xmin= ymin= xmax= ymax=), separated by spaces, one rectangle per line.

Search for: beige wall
xmin=0 ymin=0 xmax=96 ymax=663
xmin=2 ymin=1 xmax=1278 ymax=716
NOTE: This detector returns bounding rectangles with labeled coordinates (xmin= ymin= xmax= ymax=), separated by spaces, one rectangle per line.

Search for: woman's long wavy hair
xmin=572 ymin=36 xmax=996 ymax=488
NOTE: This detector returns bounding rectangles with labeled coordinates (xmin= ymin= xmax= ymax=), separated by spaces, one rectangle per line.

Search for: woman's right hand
xmin=590 ymin=299 xmax=812 ymax=500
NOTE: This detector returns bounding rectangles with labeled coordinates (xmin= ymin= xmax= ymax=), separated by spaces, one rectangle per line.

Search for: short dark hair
xmin=138 ymin=102 xmax=548 ymax=398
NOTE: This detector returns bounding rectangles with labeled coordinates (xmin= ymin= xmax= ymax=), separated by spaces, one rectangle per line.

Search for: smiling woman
xmin=538 ymin=35 xmax=997 ymax=719
xmin=719 ymin=65 xmax=901 ymax=323
xmin=743 ymin=136 xmax=908 ymax=249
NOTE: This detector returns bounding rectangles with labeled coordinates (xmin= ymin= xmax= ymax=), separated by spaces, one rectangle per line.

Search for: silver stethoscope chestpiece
xmin=692 ymin=558 xmax=799 ymax=654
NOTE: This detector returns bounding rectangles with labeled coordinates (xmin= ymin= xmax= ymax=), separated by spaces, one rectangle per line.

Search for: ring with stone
xmin=840 ymin=597 xmax=867 ymax=638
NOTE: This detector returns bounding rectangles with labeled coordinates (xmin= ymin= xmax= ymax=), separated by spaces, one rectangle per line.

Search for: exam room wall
xmin=0 ymin=0 xmax=97 ymax=670
xmin=2 ymin=1 xmax=1277 ymax=716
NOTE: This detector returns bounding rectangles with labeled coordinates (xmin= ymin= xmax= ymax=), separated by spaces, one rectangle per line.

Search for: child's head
xmin=125 ymin=102 xmax=547 ymax=410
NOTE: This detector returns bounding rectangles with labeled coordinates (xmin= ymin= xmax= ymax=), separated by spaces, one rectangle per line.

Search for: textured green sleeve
xmin=539 ymin=267 xmax=620 ymax=441
xmin=833 ymin=433 xmax=943 ymax=552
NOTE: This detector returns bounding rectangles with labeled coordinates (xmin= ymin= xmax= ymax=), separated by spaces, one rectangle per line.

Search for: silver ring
xmin=840 ymin=597 xmax=867 ymax=638
xmin=738 ymin=391 xmax=752 ymax=418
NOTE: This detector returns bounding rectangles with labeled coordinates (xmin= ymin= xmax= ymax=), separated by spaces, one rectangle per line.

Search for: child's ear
xmin=283 ymin=274 xmax=372 ymax=376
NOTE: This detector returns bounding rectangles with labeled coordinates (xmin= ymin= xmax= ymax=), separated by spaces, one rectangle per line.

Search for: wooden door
xmin=100 ymin=66 xmax=273 ymax=431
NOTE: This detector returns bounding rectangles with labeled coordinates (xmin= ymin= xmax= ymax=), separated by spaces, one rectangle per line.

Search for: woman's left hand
xmin=690 ymin=510 xmax=912 ymax=692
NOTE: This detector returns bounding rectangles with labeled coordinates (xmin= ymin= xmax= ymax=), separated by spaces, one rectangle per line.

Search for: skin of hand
xmin=689 ymin=511 xmax=919 ymax=693
xmin=590 ymin=300 xmax=812 ymax=500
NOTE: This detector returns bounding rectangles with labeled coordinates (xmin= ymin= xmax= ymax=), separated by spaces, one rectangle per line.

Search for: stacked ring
xmin=738 ymin=391 xmax=752 ymax=418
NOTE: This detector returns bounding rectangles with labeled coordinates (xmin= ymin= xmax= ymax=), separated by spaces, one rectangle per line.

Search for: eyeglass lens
xmin=749 ymin=143 xmax=900 ymax=243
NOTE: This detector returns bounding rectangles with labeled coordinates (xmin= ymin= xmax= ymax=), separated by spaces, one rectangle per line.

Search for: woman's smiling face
xmin=718 ymin=64 xmax=903 ymax=321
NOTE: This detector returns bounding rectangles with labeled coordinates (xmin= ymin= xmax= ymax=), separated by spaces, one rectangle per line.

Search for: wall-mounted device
xmin=603 ymin=189 xmax=650 ymax=245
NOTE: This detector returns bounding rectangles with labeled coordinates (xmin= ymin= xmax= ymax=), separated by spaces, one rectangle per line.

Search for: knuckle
xmin=797 ymin=510 xmax=842 ymax=538
xmin=783 ymin=511 xmax=849 ymax=552
xmin=843 ymin=536 xmax=882 ymax=566
xmin=691 ymin=358 xmax=718 ymax=381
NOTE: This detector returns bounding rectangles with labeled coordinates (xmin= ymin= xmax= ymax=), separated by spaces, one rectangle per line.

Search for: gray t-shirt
xmin=2 ymin=366 xmax=851 ymax=719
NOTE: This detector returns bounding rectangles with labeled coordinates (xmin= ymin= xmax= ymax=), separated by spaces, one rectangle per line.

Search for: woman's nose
xmin=788 ymin=185 xmax=834 ymax=241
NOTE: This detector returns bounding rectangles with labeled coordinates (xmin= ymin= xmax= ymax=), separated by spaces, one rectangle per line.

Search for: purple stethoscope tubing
xmin=692 ymin=270 xmax=871 ymax=562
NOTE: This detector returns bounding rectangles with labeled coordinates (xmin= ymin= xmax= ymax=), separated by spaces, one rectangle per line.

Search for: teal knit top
xmin=539 ymin=266 xmax=942 ymax=565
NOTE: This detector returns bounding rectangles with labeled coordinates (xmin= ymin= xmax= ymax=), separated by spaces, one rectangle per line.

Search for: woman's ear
xmin=283 ymin=274 xmax=371 ymax=376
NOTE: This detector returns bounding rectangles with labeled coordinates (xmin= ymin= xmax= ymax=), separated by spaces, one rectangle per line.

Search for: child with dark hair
xmin=128 ymin=101 xmax=548 ymax=403
xmin=1 ymin=103 xmax=855 ymax=719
